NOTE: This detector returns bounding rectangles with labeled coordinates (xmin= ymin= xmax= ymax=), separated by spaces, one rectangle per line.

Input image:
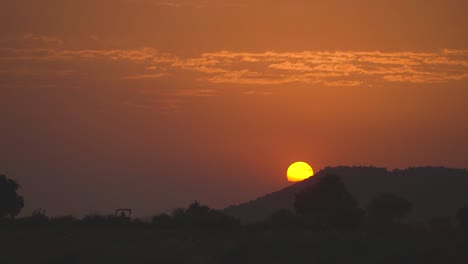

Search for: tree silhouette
xmin=367 ymin=193 xmax=412 ymax=225
xmin=456 ymin=206 xmax=468 ymax=229
xmin=0 ymin=174 xmax=24 ymax=218
xmin=153 ymin=201 xmax=241 ymax=230
xmin=186 ymin=200 xmax=210 ymax=217
xmin=294 ymin=174 xmax=363 ymax=230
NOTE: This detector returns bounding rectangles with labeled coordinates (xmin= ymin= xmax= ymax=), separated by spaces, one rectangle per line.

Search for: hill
xmin=223 ymin=166 xmax=468 ymax=223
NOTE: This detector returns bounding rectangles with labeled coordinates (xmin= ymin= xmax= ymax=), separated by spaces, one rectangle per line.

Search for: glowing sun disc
xmin=287 ymin=162 xmax=314 ymax=182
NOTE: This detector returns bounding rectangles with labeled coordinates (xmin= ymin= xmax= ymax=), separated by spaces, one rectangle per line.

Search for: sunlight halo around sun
xmin=287 ymin=162 xmax=314 ymax=182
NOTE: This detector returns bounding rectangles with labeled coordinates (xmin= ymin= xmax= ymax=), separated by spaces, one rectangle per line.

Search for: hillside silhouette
xmin=2 ymin=168 xmax=468 ymax=263
xmin=224 ymin=166 xmax=468 ymax=223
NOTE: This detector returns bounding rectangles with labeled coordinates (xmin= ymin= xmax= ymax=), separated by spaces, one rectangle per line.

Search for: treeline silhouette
xmin=224 ymin=166 xmax=468 ymax=224
xmin=262 ymin=174 xmax=468 ymax=232
xmin=2 ymin=173 xmax=468 ymax=264
xmin=2 ymin=173 xmax=468 ymax=232
xmin=1 ymin=203 xmax=240 ymax=230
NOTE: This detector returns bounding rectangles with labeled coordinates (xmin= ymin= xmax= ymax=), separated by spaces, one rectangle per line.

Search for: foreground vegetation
xmin=2 ymin=198 xmax=468 ymax=264
xmin=2 ymin=173 xmax=468 ymax=263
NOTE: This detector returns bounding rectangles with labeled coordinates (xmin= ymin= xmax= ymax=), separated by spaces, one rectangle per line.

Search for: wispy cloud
xmin=121 ymin=73 xmax=169 ymax=80
xmin=1 ymin=35 xmax=468 ymax=87
xmin=171 ymin=89 xmax=218 ymax=97
xmin=181 ymin=50 xmax=468 ymax=85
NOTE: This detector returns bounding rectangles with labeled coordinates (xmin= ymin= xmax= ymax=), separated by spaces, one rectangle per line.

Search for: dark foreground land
xmin=2 ymin=169 xmax=468 ymax=263
xmin=2 ymin=227 xmax=468 ymax=264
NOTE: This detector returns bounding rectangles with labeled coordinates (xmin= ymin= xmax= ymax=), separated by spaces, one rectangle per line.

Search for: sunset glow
xmin=287 ymin=162 xmax=314 ymax=182
xmin=0 ymin=0 xmax=467 ymax=216
xmin=2 ymin=1 xmax=468 ymax=262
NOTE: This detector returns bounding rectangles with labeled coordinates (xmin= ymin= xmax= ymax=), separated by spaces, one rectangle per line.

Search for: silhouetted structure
xmin=0 ymin=174 xmax=24 ymax=218
xmin=367 ymin=193 xmax=412 ymax=225
xmin=294 ymin=174 xmax=363 ymax=230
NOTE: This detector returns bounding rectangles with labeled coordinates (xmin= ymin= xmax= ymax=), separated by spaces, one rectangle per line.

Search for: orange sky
xmin=1 ymin=0 xmax=467 ymax=216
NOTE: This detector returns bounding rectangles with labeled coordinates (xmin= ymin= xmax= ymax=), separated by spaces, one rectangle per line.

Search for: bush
xmin=153 ymin=201 xmax=240 ymax=230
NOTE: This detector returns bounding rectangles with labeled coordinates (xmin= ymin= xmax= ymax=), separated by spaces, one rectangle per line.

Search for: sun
xmin=287 ymin=162 xmax=314 ymax=182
